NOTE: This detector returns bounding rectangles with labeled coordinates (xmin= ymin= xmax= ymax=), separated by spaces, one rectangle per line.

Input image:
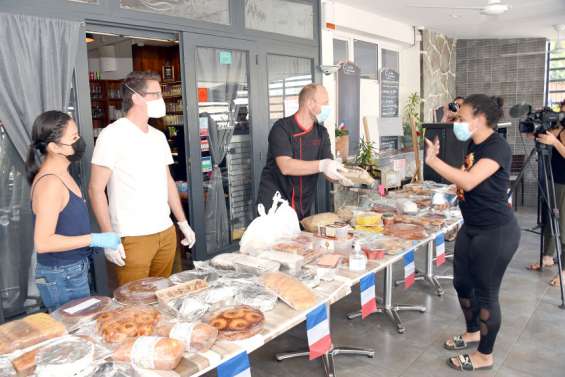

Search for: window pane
xmin=354 ymin=40 xmax=378 ymax=79
xmin=333 ymin=39 xmax=348 ymax=65
xmin=68 ymin=0 xmax=99 ymax=3
xmin=245 ymin=0 xmax=314 ymax=39
xmin=382 ymin=48 xmax=399 ymax=71
xmin=549 ymin=59 xmax=565 ymax=69
xmin=120 ymin=0 xmax=230 ymax=25
xmin=267 ymin=55 xmax=313 ymax=124
xmin=196 ymin=48 xmax=252 ymax=254
xmin=549 ymin=69 xmax=565 ymax=81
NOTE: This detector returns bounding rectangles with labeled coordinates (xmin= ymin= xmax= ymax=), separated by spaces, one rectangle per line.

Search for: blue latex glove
xmin=90 ymin=232 xmax=121 ymax=249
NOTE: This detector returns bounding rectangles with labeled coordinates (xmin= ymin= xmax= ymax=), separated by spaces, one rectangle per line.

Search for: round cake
xmin=96 ymin=306 xmax=160 ymax=344
xmin=55 ymin=296 xmax=113 ymax=319
xmin=113 ymin=277 xmax=171 ymax=305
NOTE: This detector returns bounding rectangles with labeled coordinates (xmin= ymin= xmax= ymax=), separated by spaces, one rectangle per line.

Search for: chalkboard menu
xmin=337 ymin=62 xmax=361 ymax=156
xmin=380 ymin=68 xmax=400 ymax=118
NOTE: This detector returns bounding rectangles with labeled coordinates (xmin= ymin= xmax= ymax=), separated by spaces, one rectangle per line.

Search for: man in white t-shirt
xmin=89 ymin=71 xmax=196 ymax=286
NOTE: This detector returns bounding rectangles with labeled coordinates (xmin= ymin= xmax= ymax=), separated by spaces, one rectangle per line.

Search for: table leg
xmin=347 ymin=264 xmax=426 ymax=334
xmin=394 ymin=241 xmax=447 ymax=296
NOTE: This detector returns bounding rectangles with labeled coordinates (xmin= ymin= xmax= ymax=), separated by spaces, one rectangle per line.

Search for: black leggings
xmin=453 ymin=218 xmax=521 ymax=354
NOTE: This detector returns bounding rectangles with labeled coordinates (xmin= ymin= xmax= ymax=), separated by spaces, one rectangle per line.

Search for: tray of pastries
xmin=96 ymin=306 xmax=160 ymax=344
xmin=207 ymin=305 xmax=265 ymax=341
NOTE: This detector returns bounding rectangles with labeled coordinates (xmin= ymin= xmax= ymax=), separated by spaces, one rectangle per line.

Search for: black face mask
xmin=59 ymin=138 xmax=86 ymax=162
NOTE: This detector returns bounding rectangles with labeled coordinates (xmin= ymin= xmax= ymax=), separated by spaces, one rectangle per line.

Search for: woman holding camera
xmin=528 ymin=99 xmax=565 ymax=286
xmin=26 ymin=111 xmax=121 ymax=312
xmin=425 ymin=94 xmax=520 ymax=371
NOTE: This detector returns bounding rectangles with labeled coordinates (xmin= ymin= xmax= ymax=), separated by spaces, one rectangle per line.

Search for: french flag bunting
xmin=217 ymin=352 xmax=252 ymax=377
xmin=360 ymin=273 xmax=377 ymax=319
xmin=306 ymin=304 xmax=332 ymax=360
xmin=435 ymin=234 xmax=446 ymax=267
xmin=404 ymin=251 xmax=416 ymax=289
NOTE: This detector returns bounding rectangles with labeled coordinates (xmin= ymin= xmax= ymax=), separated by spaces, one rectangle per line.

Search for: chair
xmin=509 ymin=154 xmax=525 ymax=211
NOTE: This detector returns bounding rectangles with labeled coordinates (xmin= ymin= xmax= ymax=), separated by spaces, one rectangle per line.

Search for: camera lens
xmin=448 ymin=102 xmax=459 ymax=112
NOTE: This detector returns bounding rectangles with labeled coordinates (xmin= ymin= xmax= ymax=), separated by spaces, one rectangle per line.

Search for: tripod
xmin=510 ymin=142 xmax=565 ymax=309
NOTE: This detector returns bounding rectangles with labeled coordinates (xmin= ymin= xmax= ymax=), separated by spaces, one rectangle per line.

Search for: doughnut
xmin=118 ymin=321 xmax=138 ymax=337
xmin=244 ymin=311 xmax=263 ymax=323
xmin=97 ymin=312 xmax=113 ymax=322
xmin=134 ymin=313 xmax=154 ymax=324
xmin=137 ymin=324 xmax=153 ymax=336
xmin=223 ymin=309 xmax=245 ymax=319
xmin=210 ymin=318 xmax=228 ymax=330
xmin=228 ymin=319 xmax=248 ymax=331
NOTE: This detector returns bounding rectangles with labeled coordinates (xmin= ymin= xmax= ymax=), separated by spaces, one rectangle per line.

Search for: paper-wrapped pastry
xmin=341 ymin=166 xmax=375 ymax=186
xmin=51 ymin=296 xmax=113 ymax=331
xmin=210 ymin=253 xmax=240 ymax=270
xmin=233 ymin=255 xmax=281 ymax=275
xmin=258 ymin=250 xmax=304 ymax=275
xmin=112 ymin=336 xmax=184 ymax=370
xmin=301 ymin=213 xmax=341 ymax=233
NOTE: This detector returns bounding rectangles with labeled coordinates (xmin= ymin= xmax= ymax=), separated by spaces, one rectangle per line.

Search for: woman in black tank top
xmin=529 ymin=100 xmax=565 ymax=287
xmin=26 ymin=111 xmax=121 ymax=312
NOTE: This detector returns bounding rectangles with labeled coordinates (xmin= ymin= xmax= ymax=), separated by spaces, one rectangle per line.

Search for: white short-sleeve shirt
xmin=92 ymin=117 xmax=174 ymax=237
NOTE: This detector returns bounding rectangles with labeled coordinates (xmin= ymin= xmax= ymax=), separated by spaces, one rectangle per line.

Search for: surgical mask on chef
xmin=126 ymin=84 xmax=166 ymax=118
xmin=453 ymin=121 xmax=473 ymax=142
xmin=316 ymin=105 xmax=332 ymax=123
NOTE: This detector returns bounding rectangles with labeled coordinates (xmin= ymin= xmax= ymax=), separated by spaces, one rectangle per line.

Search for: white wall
xmin=87 ymin=40 xmax=134 ymax=81
xmin=321 ymin=0 xmax=421 ymax=153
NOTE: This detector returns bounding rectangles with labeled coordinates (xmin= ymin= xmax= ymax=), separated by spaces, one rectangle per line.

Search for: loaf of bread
xmin=301 ymin=213 xmax=341 ymax=233
xmin=341 ymin=166 xmax=375 ymax=186
xmin=154 ymin=322 xmax=218 ymax=353
xmin=112 ymin=336 xmax=184 ymax=370
xmin=261 ymin=272 xmax=317 ymax=311
xmin=0 ymin=313 xmax=66 ymax=355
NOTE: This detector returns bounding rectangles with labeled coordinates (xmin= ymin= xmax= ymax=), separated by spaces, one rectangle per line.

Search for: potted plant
xmin=402 ymin=93 xmax=423 ymax=150
xmin=355 ymin=138 xmax=379 ymax=179
xmin=335 ymin=123 xmax=349 ymax=160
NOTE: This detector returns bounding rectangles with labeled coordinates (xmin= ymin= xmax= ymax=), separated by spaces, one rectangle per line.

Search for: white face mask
xmin=145 ymin=98 xmax=166 ymax=119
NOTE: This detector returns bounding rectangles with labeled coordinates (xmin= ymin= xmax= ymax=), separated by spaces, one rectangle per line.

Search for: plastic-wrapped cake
xmin=113 ymin=277 xmax=171 ymax=305
xmin=34 ymin=336 xmax=95 ymax=377
xmin=208 ymin=305 xmax=264 ymax=341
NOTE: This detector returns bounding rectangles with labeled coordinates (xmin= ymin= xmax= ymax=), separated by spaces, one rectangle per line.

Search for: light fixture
xmin=85 ymin=33 xmax=95 ymax=43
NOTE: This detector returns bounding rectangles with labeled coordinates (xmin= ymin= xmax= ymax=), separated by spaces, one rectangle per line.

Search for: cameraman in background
xmin=435 ymin=96 xmax=464 ymax=123
xmin=527 ymin=99 xmax=565 ymax=286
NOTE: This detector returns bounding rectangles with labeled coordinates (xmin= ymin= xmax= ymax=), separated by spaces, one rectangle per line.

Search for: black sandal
xmin=443 ymin=335 xmax=478 ymax=351
xmin=447 ymin=354 xmax=494 ymax=371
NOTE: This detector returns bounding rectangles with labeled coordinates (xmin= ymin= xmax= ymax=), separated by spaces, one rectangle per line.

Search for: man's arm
xmin=167 ymin=168 xmax=186 ymax=222
xmin=275 ymin=156 xmax=320 ymax=176
xmin=88 ymin=164 xmax=114 ymax=232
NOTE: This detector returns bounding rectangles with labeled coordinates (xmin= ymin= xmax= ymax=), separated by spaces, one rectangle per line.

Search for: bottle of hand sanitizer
xmin=349 ymin=241 xmax=367 ymax=272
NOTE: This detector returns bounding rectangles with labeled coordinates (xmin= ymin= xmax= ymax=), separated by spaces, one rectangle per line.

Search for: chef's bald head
xmin=298 ymin=84 xmax=328 ymax=108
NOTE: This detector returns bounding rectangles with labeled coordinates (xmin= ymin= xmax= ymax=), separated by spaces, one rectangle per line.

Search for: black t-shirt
xmin=458 ymin=132 xmax=514 ymax=227
xmin=257 ymin=114 xmax=332 ymax=219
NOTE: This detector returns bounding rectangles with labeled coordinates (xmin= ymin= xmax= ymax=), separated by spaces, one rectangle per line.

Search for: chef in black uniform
xmin=256 ymin=83 xmax=349 ymax=220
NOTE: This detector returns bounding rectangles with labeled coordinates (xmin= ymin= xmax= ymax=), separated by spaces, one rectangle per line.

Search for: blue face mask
xmin=316 ymin=105 xmax=332 ymax=123
xmin=453 ymin=121 xmax=473 ymax=141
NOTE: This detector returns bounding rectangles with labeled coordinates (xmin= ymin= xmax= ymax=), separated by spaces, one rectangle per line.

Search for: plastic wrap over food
xmin=0 ymin=313 xmax=66 ymax=355
xmin=169 ymin=269 xmax=219 ymax=285
xmin=87 ymin=362 xmax=134 ymax=377
xmin=207 ymin=305 xmax=265 ymax=341
xmin=0 ymin=357 xmax=16 ymax=376
xmin=258 ymin=250 xmax=304 ymax=275
xmin=234 ymin=284 xmax=278 ymax=312
xmin=153 ymin=321 xmax=218 ymax=353
xmin=34 ymin=336 xmax=95 ymax=377
xmin=165 ymin=296 xmax=210 ymax=322
xmin=216 ymin=272 xmax=259 ymax=288
xmin=113 ymin=277 xmax=171 ymax=306
xmin=112 ymin=336 xmax=184 ymax=370
xmin=96 ymin=306 xmax=160 ymax=344
xmin=296 ymin=267 xmax=321 ymax=289
xmin=155 ymin=279 xmax=208 ymax=306
xmin=210 ymin=253 xmax=240 ymax=270
xmin=199 ymin=285 xmax=237 ymax=306
xmin=51 ymin=296 xmax=113 ymax=331
xmin=233 ymin=254 xmax=281 ymax=275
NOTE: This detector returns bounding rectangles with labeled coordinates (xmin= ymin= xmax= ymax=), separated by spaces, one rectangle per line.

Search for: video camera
xmin=448 ymin=102 xmax=460 ymax=113
xmin=510 ymin=103 xmax=565 ymax=136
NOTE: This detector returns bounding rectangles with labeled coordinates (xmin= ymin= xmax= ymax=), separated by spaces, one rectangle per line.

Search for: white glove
xmin=178 ymin=221 xmax=196 ymax=248
xmin=318 ymin=159 xmax=353 ymax=185
xmin=104 ymin=243 xmax=126 ymax=267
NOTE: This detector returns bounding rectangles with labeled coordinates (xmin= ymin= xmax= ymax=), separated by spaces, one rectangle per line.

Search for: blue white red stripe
xmin=404 ymin=250 xmax=416 ymax=288
xmin=435 ymin=234 xmax=446 ymax=266
xmin=306 ymin=304 xmax=332 ymax=360
xmin=360 ymin=273 xmax=377 ymax=319
xmin=217 ymin=352 xmax=252 ymax=377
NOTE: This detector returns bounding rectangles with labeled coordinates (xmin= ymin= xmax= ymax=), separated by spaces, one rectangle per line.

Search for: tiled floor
xmin=207 ymin=208 xmax=565 ymax=377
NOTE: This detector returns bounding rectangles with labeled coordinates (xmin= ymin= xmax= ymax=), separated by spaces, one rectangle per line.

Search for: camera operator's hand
xmin=425 ymin=137 xmax=440 ymax=165
xmin=536 ymin=131 xmax=559 ymax=146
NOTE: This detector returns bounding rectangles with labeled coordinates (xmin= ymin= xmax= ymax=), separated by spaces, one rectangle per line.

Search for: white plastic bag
xmin=240 ymin=192 xmax=300 ymax=253
xmin=240 ymin=203 xmax=278 ymax=253
xmin=271 ymin=192 xmax=301 ymax=238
